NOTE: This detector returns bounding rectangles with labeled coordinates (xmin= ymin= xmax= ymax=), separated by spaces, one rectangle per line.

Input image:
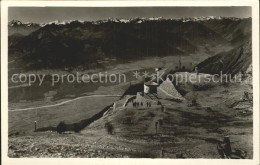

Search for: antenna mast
xmin=179 ymin=54 xmax=181 ymax=70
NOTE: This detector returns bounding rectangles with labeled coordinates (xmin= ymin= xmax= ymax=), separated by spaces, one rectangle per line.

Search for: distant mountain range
xmin=8 ymin=17 xmax=251 ymax=71
xmin=8 ymin=16 xmax=246 ymax=35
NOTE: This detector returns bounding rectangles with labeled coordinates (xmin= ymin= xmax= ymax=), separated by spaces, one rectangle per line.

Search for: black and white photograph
xmin=1 ymin=0 xmax=259 ymax=163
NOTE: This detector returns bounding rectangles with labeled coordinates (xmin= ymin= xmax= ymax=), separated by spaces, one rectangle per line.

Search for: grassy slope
xmin=8 ymin=96 xmax=120 ymax=135
xmin=9 ymin=82 xmax=253 ymax=158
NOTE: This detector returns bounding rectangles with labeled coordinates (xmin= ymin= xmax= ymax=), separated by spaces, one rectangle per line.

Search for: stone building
xmin=135 ymin=92 xmax=160 ymax=106
xmin=144 ymin=81 xmax=159 ymax=94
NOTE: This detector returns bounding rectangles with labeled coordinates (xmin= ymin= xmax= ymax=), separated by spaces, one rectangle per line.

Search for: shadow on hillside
xmin=35 ymin=103 xmax=113 ymax=133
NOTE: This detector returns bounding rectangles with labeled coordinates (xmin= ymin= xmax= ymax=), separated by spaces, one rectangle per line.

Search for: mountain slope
xmin=202 ymin=18 xmax=252 ymax=45
xmin=8 ymin=17 xmax=251 ymax=70
xmin=196 ymin=40 xmax=252 ymax=76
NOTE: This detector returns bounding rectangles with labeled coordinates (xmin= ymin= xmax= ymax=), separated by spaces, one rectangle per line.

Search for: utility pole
xmin=34 ymin=121 xmax=37 ymax=131
xmin=179 ymin=54 xmax=181 ymax=70
xmin=155 ymin=121 xmax=159 ymax=134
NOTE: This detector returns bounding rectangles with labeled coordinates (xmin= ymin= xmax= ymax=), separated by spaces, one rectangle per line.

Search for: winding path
xmin=9 ymin=84 xmax=30 ymax=89
xmin=9 ymin=94 xmax=121 ymax=112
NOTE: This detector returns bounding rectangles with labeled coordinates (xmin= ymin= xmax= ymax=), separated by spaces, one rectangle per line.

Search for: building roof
xmin=144 ymin=81 xmax=159 ymax=86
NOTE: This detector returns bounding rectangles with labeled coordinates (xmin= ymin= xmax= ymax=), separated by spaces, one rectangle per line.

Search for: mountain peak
xmin=9 ymin=20 xmax=22 ymax=26
xmin=9 ymin=19 xmax=41 ymax=28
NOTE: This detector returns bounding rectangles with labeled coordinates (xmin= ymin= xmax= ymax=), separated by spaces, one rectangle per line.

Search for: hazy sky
xmin=9 ymin=7 xmax=251 ymax=23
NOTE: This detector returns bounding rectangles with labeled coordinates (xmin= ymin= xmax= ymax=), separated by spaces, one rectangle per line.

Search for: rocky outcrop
xmin=157 ymin=78 xmax=185 ymax=102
